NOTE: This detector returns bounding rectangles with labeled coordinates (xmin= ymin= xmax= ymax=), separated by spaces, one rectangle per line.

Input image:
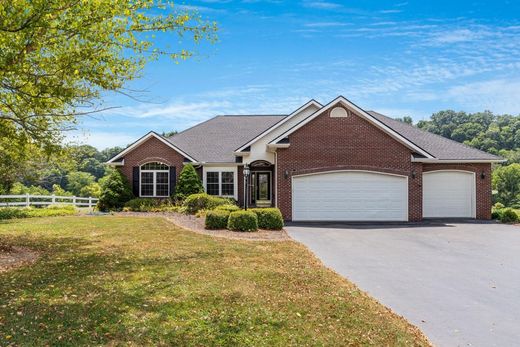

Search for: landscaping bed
xmin=118 ymin=211 xmax=290 ymax=241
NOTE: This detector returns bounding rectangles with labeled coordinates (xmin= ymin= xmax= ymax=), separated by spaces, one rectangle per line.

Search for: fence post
xmin=26 ymin=193 xmax=30 ymax=207
xmin=72 ymin=196 xmax=76 ymax=206
xmin=88 ymin=196 xmax=92 ymax=208
xmin=52 ymin=194 xmax=56 ymax=204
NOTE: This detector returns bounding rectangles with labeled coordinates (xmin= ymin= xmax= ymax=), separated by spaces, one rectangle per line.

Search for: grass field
xmin=0 ymin=216 xmax=429 ymax=346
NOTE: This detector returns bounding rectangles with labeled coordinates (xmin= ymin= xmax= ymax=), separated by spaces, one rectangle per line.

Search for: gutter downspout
xmin=274 ymin=152 xmax=278 ymax=208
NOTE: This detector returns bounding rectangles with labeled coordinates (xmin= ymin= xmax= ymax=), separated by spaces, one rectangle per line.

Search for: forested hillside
xmin=0 ymin=144 xmax=123 ymax=198
xmin=409 ymin=110 xmax=520 ymax=206
xmin=415 ymin=110 xmax=520 ymax=163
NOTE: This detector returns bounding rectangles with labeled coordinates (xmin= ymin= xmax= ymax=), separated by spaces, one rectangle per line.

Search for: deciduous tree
xmin=0 ymin=0 xmax=217 ymax=149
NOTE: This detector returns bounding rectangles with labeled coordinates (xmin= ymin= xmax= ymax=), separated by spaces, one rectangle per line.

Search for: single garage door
xmin=423 ymin=170 xmax=475 ymax=218
xmin=292 ymin=171 xmax=408 ymax=221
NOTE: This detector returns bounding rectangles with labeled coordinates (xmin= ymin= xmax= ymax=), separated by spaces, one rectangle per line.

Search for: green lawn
xmin=0 ymin=216 xmax=429 ymax=346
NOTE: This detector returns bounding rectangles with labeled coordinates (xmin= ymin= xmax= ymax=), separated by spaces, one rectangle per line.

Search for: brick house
xmin=107 ymin=96 xmax=503 ymax=221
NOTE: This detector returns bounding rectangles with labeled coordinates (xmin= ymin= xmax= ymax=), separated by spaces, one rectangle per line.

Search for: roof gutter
xmin=267 ymin=143 xmax=290 ymax=149
xmin=106 ymin=159 xmax=124 ymax=166
xmin=412 ymin=158 xmax=506 ymax=163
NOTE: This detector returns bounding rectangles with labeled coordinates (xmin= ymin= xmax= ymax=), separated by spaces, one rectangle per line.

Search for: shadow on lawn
xmin=0 ymin=233 xmax=227 ymax=345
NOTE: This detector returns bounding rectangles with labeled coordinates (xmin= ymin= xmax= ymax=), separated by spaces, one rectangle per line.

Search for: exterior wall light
xmin=481 ymin=171 xmax=486 ymax=179
xmin=284 ymin=170 xmax=289 ymax=179
xmin=411 ymin=170 xmax=416 ymax=179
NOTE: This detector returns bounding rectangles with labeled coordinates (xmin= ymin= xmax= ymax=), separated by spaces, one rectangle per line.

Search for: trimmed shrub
xmin=97 ymin=169 xmax=133 ymax=211
xmin=174 ymin=164 xmax=204 ymax=201
xmin=250 ymin=208 xmax=284 ymax=230
xmin=227 ymin=210 xmax=258 ymax=232
xmin=205 ymin=210 xmax=230 ymax=229
xmin=183 ymin=193 xmax=231 ymax=214
xmin=124 ymin=198 xmax=159 ymax=211
xmin=215 ymin=204 xmax=241 ymax=213
xmin=500 ymin=208 xmax=518 ymax=223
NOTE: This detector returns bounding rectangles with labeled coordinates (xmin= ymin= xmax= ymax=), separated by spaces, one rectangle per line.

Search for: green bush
xmin=493 ymin=202 xmax=505 ymax=210
xmin=174 ymin=164 xmax=204 ymax=201
xmin=205 ymin=210 xmax=230 ymax=229
xmin=227 ymin=210 xmax=258 ymax=232
xmin=26 ymin=206 xmax=77 ymax=218
xmin=46 ymin=204 xmax=76 ymax=211
xmin=0 ymin=206 xmax=77 ymax=220
xmin=97 ymin=169 xmax=133 ymax=211
xmin=215 ymin=204 xmax=241 ymax=213
xmin=123 ymin=198 xmax=179 ymax=212
xmin=124 ymin=198 xmax=159 ymax=211
xmin=491 ymin=209 xmax=502 ymax=220
xmin=500 ymin=208 xmax=518 ymax=223
xmin=0 ymin=208 xmax=28 ymax=220
xmin=250 ymin=208 xmax=284 ymax=230
xmin=183 ymin=193 xmax=231 ymax=214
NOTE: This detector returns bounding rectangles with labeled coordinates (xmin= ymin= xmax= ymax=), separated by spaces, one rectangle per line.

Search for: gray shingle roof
xmin=367 ymin=111 xmax=502 ymax=161
xmin=163 ymin=109 xmax=500 ymax=163
xmin=166 ymin=115 xmax=286 ymax=162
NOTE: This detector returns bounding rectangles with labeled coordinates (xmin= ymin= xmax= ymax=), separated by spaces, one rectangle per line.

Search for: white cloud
xmin=175 ymin=4 xmax=226 ymax=13
xmin=302 ymin=1 xmax=342 ymax=9
xmin=426 ymin=29 xmax=487 ymax=44
xmin=66 ymin=131 xmax=138 ymax=150
xmin=379 ymin=9 xmax=402 ymax=14
xmin=304 ymin=21 xmax=349 ymax=27
xmin=446 ymin=79 xmax=520 ymax=114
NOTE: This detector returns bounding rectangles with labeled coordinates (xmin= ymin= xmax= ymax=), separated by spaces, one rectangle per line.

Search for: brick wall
xmin=118 ymin=136 xmax=187 ymax=196
xmin=275 ymin=103 xmax=492 ymax=221
xmin=276 ymin=104 xmax=415 ymax=220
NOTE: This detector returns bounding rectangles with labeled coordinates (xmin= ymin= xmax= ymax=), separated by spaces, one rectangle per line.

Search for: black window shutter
xmin=169 ymin=166 xmax=177 ymax=196
xmin=132 ymin=167 xmax=139 ymax=197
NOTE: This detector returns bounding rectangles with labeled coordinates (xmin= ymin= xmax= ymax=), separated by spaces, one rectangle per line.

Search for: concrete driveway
xmin=286 ymin=221 xmax=520 ymax=347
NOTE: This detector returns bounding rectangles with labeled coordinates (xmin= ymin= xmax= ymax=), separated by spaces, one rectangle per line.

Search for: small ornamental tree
xmin=492 ymin=163 xmax=520 ymax=207
xmin=97 ymin=169 xmax=133 ymax=211
xmin=174 ymin=164 xmax=204 ymax=200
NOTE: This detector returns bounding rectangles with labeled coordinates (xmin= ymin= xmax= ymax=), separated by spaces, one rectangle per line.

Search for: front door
xmin=255 ymin=172 xmax=271 ymax=206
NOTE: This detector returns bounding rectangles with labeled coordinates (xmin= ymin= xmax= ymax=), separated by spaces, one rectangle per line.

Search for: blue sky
xmin=71 ymin=0 xmax=520 ymax=149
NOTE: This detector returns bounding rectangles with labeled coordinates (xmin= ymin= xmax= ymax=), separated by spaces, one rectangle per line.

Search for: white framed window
xmin=203 ymin=167 xmax=237 ymax=199
xmin=140 ymin=162 xmax=169 ymax=197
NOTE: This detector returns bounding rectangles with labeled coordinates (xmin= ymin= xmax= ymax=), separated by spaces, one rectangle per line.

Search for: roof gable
xmin=106 ymin=132 xmax=197 ymax=164
xmin=269 ymin=96 xmax=434 ymax=159
xmin=234 ymin=99 xmax=322 ymax=152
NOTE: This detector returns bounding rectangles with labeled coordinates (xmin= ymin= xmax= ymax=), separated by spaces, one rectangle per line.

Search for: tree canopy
xmin=416 ymin=110 xmax=520 ymax=163
xmin=0 ymin=0 xmax=217 ymax=150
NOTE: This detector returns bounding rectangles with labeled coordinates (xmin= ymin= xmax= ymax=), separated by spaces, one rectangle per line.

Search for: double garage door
xmin=292 ymin=170 xmax=475 ymax=221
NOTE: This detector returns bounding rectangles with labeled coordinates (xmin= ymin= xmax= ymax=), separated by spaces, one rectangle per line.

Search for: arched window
xmin=140 ymin=162 xmax=169 ymax=197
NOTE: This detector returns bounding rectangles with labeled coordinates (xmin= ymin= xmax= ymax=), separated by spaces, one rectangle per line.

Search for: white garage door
xmin=423 ymin=171 xmax=475 ymax=218
xmin=292 ymin=171 xmax=408 ymax=221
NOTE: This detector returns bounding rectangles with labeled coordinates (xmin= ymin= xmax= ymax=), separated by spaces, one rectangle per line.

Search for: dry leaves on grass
xmin=0 ymin=247 xmax=39 ymax=273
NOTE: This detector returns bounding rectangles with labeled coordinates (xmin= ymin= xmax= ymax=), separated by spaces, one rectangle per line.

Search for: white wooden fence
xmin=0 ymin=194 xmax=98 ymax=208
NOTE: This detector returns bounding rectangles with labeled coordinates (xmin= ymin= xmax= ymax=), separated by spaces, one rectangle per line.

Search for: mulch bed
xmin=115 ymin=212 xmax=290 ymax=241
xmin=0 ymin=247 xmax=40 ymax=273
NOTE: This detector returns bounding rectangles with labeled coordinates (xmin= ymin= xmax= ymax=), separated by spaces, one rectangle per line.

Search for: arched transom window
xmin=140 ymin=162 xmax=169 ymax=197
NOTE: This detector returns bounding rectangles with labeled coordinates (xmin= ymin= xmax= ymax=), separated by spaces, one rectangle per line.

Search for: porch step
xmin=255 ymin=200 xmax=272 ymax=208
